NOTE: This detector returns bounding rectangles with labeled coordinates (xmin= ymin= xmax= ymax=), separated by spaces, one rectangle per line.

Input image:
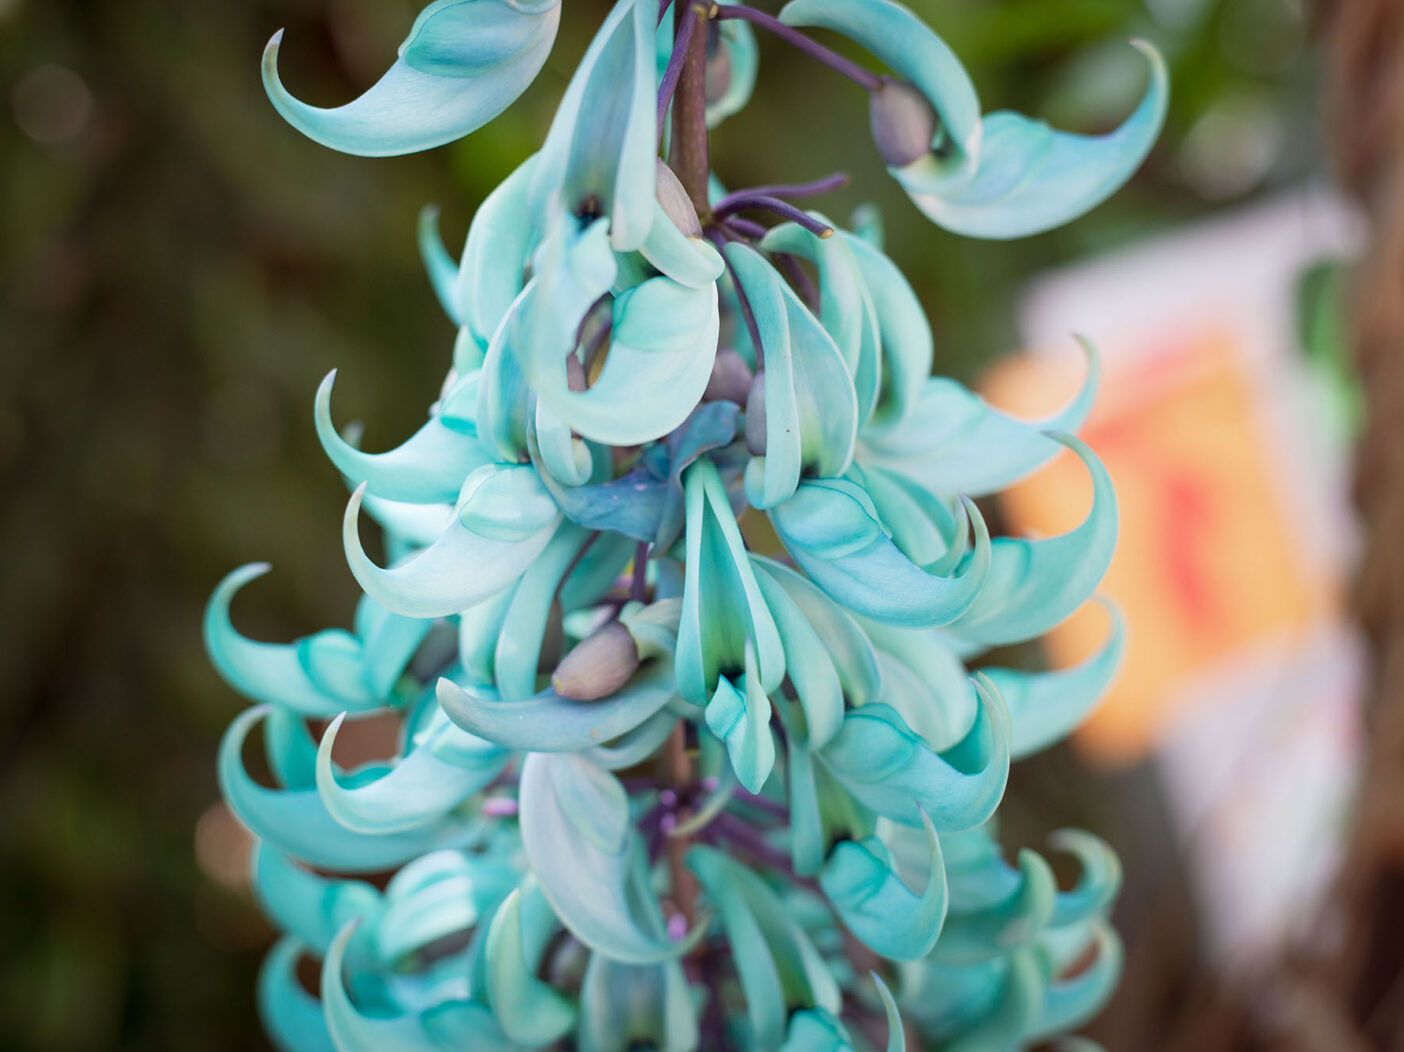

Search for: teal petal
xmin=941 ymin=950 xmax=1046 ymax=1052
xmin=263 ymin=0 xmax=560 ymax=157
xmin=704 ymin=658 xmax=776 ymax=794
xmin=780 ymin=1010 xmax=853 ymax=1051
xmin=820 ymin=683 xmax=1009 ymax=831
xmin=859 ymin=338 xmax=1099 ymax=497
xmin=518 ymin=752 xmax=687 ymax=963
xmin=533 ymin=397 xmax=594 ymax=488
xmin=786 ymin=734 xmax=827 ymax=877
xmin=861 ymin=620 xmax=976 ymax=752
xmin=947 ymin=434 xmax=1115 ymax=648
xmin=982 ymin=598 xmax=1125 ymax=759
xmin=578 ymin=949 xmax=698 ymax=1052
xmin=478 ymin=308 xmax=539 ymax=461
xmin=894 ymin=43 xmax=1168 ymax=239
xmin=934 ymin=848 xmax=1056 ymax=963
xmin=726 ymin=242 xmax=858 ymax=508
xmin=1031 ymin=924 xmax=1122 ymax=1041
xmin=376 ymin=850 xmax=517 ymax=964
xmin=840 ymin=225 xmax=931 ymax=431
xmin=675 ymin=458 xmax=785 ymax=704
xmin=779 ymin=0 xmax=981 ymax=167
xmin=530 ymin=0 xmax=657 ymax=250
xmin=252 ymin=845 xmax=382 ymax=957
xmin=761 ymin=219 xmax=883 ymax=426
xmin=582 ymin=706 xmax=680 ymax=769
xmin=872 ymin=972 xmax=907 ymax=1052
xmin=220 ymin=707 xmax=471 ymax=872
xmin=342 ymin=466 xmax=561 ymax=619
xmin=205 ymin=564 xmax=380 ymax=717
xmin=489 ymin=523 xmax=591 ymax=700
xmin=485 ymin=884 xmax=577 ymax=1045
xmin=315 ymin=713 xmax=506 ymax=834
xmin=535 ymin=462 xmax=667 ymax=542
xmin=820 ymin=809 xmax=947 ymax=961
xmin=542 ymin=276 xmax=721 ymax=446
xmin=639 ymin=196 xmax=727 ymax=288
xmin=358 ymin=493 xmax=455 ymax=551
xmin=707 ymin=19 xmax=759 ymax=127
xmin=458 ymin=156 xmax=539 ymax=354
xmin=321 ymin=924 xmax=514 ymax=1052
xmin=1048 ymin=831 xmax=1121 ymax=928
xmin=258 ymin=938 xmax=337 ymax=1052
xmin=315 ymin=370 xmax=491 ymax=504
xmin=436 ymin=655 xmax=677 ymax=752
xmin=417 ymin=204 xmax=460 ymax=325
xmin=752 ymin=557 xmax=880 ymax=712
xmin=769 ymin=479 xmax=989 ymax=627
xmin=654 ymin=400 xmax=742 ymax=553
xmin=752 ymin=556 xmax=880 ymax=749
xmin=688 ymin=845 xmax=841 ymax=1048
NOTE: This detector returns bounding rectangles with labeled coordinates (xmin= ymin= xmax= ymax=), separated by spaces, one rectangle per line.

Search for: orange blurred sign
xmin=982 ymin=327 xmax=1324 ymax=765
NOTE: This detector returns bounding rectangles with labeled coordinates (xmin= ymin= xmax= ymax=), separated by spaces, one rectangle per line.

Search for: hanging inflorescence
xmin=209 ymin=0 xmax=1166 ymax=1047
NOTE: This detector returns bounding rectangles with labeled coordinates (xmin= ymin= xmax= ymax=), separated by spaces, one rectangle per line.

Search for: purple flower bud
xmin=655 ymin=157 xmax=702 ymax=237
xmin=704 ymin=348 xmax=754 ymax=405
xmin=869 ymin=77 xmax=938 ymax=168
xmin=551 ymin=620 xmax=640 ymax=701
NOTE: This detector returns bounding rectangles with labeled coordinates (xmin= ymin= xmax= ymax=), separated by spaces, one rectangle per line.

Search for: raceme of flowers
xmin=210 ymin=0 xmax=1164 ymax=1047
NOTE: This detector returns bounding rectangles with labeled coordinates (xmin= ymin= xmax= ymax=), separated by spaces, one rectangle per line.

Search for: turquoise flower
xmin=212 ymin=0 xmax=1159 ymax=1046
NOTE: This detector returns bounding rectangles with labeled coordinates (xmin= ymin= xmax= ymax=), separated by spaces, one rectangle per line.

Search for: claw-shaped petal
xmin=262 ymin=0 xmax=561 ymax=157
xmin=258 ymin=938 xmax=337 ymax=1052
xmin=676 ymin=458 xmax=785 ymax=704
xmin=315 ymin=713 xmax=507 ymax=834
xmin=820 ymin=680 xmax=1009 ymax=831
xmin=727 ymin=242 xmax=859 ymax=509
xmin=770 ymin=479 xmax=989 ymax=627
xmin=820 ymin=809 xmax=947 ymax=961
xmin=859 ymin=338 xmax=1099 ymax=497
xmin=219 ymin=707 xmax=472 ymax=871
xmin=205 ymin=564 xmax=381 ymax=716
xmin=982 ymin=598 xmax=1125 ymax=759
xmin=321 ymin=923 xmax=515 ymax=1051
xmin=530 ymin=0 xmax=657 ymax=250
xmin=519 ymin=752 xmax=692 ymax=962
xmin=946 ymin=434 xmax=1115 ymax=648
xmin=343 ymin=465 xmax=560 ymax=619
xmin=689 ymin=844 xmax=842 ymax=1048
xmin=485 ymin=884 xmax=576 ymax=1045
xmin=315 ymin=371 xmax=491 ymax=504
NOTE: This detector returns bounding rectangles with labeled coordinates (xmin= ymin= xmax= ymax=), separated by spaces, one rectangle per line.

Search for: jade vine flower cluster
xmin=210 ymin=0 xmax=1164 ymax=1047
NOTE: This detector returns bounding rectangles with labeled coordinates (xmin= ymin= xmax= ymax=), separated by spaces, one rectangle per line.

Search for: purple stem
xmin=714 ymin=5 xmax=883 ymax=92
xmin=713 ymin=193 xmax=834 ymax=239
xmin=731 ymin=171 xmax=850 ymax=202
xmin=721 ymin=216 xmax=767 ymax=239
xmin=775 ymin=251 xmax=821 ymax=312
xmin=631 ymin=541 xmax=650 ymax=602
xmin=706 ymin=228 xmax=767 ymax=370
xmin=657 ymin=0 xmax=675 ymax=24
xmin=657 ymin=3 xmax=701 ymax=139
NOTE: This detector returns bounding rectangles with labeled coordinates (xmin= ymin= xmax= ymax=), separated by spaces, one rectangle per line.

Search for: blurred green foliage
xmin=0 ymin=0 xmax=1321 ymax=1046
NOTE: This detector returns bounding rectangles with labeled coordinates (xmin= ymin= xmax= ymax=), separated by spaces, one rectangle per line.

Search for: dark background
xmin=0 ymin=0 xmax=1322 ymax=1046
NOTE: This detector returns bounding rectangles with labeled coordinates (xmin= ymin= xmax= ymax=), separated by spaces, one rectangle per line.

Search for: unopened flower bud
xmin=869 ymin=77 xmax=938 ymax=168
xmin=704 ymin=349 xmax=754 ymax=405
xmin=552 ymin=621 xmax=640 ymax=701
xmin=744 ymin=370 xmax=767 ymax=455
xmin=655 ymin=158 xmax=702 ymax=237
